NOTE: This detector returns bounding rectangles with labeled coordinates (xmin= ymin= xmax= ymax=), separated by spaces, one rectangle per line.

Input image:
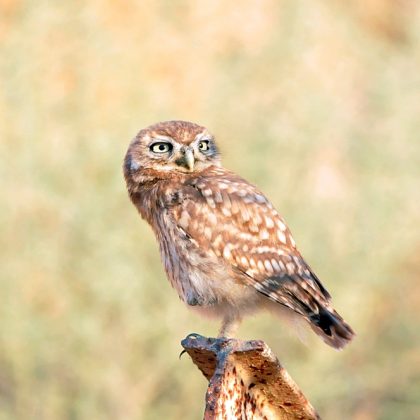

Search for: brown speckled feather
xmin=170 ymin=167 xmax=330 ymax=314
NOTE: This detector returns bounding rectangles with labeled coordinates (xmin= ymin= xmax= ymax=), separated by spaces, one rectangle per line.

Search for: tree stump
xmin=181 ymin=334 xmax=320 ymax=420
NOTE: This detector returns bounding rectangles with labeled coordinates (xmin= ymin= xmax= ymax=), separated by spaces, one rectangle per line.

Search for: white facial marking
xmin=152 ymin=134 xmax=173 ymax=142
xmin=194 ymin=130 xmax=212 ymax=141
xmin=152 ymin=164 xmax=176 ymax=172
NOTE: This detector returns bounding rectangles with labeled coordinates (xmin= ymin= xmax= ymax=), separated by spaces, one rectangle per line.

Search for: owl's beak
xmin=179 ymin=148 xmax=195 ymax=171
xmin=184 ymin=148 xmax=195 ymax=171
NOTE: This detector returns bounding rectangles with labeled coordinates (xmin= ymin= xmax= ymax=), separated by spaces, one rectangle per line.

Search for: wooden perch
xmin=181 ymin=334 xmax=320 ymax=420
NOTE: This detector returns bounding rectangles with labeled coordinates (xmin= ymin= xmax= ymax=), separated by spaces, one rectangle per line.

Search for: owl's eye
xmin=198 ymin=140 xmax=210 ymax=152
xmin=150 ymin=142 xmax=173 ymax=154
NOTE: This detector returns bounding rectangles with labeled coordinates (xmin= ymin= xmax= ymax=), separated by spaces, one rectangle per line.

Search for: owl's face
xmin=124 ymin=121 xmax=221 ymax=187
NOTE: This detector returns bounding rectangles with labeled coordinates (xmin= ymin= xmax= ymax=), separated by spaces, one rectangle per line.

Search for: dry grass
xmin=0 ymin=1 xmax=419 ymax=419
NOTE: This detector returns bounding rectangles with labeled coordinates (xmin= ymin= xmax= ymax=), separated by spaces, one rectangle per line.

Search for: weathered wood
xmin=181 ymin=334 xmax=320 ymax=420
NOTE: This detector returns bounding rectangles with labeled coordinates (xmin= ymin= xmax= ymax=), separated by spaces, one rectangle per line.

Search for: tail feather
xmin=309 ymin=308 xmax=355 ymax=350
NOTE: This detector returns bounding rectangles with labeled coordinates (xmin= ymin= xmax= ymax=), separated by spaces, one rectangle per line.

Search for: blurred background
xmin=1 ymin=1 xmax=419 ymax=419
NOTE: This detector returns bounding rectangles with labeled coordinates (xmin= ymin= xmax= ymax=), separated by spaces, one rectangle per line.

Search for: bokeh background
xmin=1 ymin=1 xmax=419 ymax=419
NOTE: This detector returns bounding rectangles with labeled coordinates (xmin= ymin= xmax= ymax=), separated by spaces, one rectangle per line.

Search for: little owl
xmin=123 ymin=120 xmax=355 ymax=349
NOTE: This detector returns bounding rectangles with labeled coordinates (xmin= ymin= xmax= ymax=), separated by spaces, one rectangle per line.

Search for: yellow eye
xmin=198 ymin=140 xmax=210 ymax=152
xmin=150 ymin=142 xmax=172 ymax=154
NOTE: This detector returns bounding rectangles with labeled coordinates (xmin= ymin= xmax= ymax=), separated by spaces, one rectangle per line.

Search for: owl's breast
xmin=153 ymin=211 xmax=258 ymax=314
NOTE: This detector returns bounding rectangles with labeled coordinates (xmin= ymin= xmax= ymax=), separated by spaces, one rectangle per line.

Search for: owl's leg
xmin=218 ymin=314 xmax=241 ymax=338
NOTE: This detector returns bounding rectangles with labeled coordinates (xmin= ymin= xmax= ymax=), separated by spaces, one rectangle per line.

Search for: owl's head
xmin=124 ymin=120 xmax=221 ymax=188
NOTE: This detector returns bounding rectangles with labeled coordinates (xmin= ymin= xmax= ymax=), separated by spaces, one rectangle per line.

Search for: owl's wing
xmin=170 ymin=168 xmax=331 ymax=317
xmin=169 ymin=168 xmax=354 ymax=348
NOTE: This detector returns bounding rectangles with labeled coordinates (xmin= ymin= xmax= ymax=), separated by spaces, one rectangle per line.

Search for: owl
xmin=123 ymin=120 xmax=355 ymax=349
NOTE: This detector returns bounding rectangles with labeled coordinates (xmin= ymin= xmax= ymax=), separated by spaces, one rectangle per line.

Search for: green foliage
xmin=0 ymin=1 xmax=419 ymax=419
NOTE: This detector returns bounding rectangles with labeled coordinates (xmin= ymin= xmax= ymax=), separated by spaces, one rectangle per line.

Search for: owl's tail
xmin=308 ymin=307 xmax=355 ymax=350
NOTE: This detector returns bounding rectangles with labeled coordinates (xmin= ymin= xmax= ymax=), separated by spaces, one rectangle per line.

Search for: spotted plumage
xmin=124 ymin=120 xmax=355 ymax=349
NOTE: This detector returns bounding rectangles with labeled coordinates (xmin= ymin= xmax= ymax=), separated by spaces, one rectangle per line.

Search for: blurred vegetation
xmin=0 ymin=1 xmax=419 ymax=419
